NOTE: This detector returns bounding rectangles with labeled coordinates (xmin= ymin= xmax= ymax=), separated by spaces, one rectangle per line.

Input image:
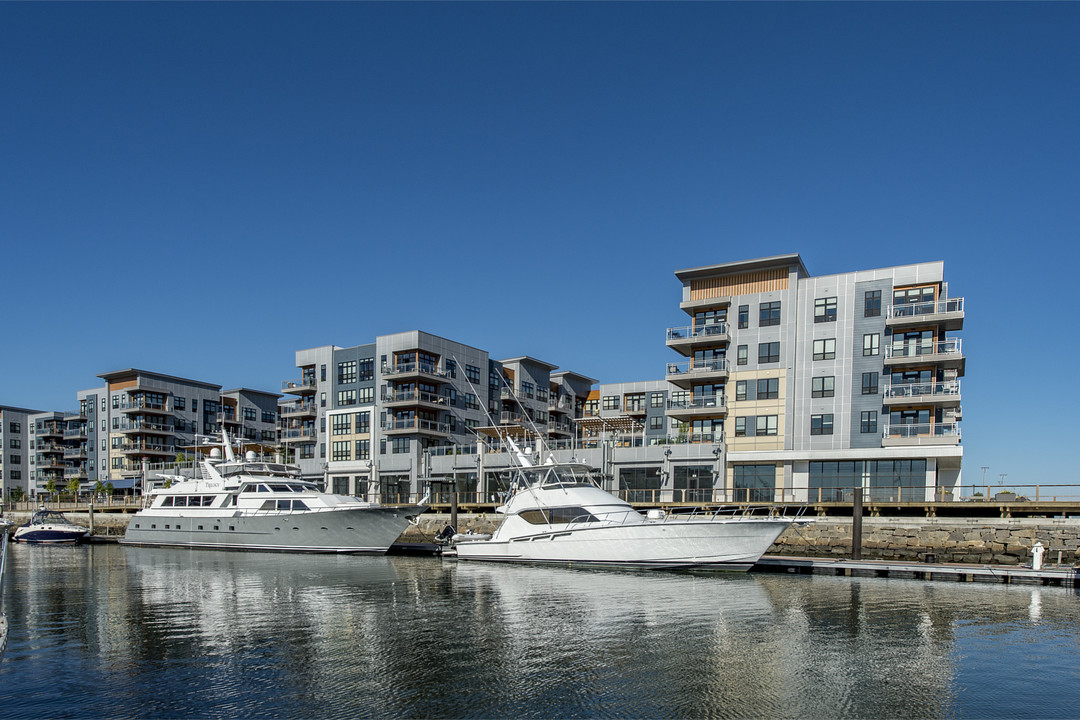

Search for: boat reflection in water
xmin=3 ymin=545 xmax=1080 ymax=719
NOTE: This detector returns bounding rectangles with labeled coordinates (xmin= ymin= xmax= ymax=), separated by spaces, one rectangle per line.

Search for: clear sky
xmin=3 ymin=3 xmax=1077 ymax=488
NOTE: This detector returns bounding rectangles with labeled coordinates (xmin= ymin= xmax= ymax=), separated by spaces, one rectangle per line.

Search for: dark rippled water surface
xmin=2 ymin=544 xmax=1079 ymax=718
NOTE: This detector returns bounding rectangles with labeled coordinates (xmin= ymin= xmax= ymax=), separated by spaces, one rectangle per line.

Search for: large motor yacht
xmin=120 ymin=433 xmax=424 ymax=553
xmin=451 ymin=439 xmax=804 ymax=570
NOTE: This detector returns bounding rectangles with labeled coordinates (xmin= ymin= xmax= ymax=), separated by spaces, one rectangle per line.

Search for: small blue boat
xmin=13 ymin=509 xmax=88 ymax=544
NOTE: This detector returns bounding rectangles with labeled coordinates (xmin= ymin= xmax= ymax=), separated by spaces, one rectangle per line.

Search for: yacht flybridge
xmin=121 ymin=432 xmax=424 ymax=553
xmin=451 ymin=438 xmax=805 ymax=570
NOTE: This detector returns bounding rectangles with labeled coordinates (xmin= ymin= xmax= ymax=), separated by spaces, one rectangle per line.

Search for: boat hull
xmin=452 ymin=518 xmax=792 ymax=570
xmin=119 ymin=506 xmax=418 ymax=554
xmin=13 ymin=528 xmax=87 ymax=544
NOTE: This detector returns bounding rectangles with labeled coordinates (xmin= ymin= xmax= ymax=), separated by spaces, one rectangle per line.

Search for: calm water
xmin=1 ymin=545 xmax=1079 ymax=719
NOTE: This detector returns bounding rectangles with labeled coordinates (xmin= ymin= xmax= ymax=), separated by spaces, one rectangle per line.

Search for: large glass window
xmin=738 ymin=305 xmax=749 ymax=329
xmin=332 ymin=415 xmax=351 ymax=435
xmin=331 ymin=441 xmax=350 ymax=462
xmin=758 ymin=342 xmax=780 ymax=364
xmin=862 ymin=372 xmax=879 ymax=395
xmin=811 ymin=376 xmax=834 ymax=398
xmin=759 ymin=301 xmax=781 ymax=327
xmin=733 ymin=464 xmax=774 ymax=502
xmin=757 ymin=378 xmax=779 ymax=400
xmin=810 ymin=414 xmax=834 ymax=435
xmin=863 ymin=333 xmax=880 ymax=356
xmin=735 ymin=381 xmax=747 ymax=402
xmin=673 ymin=465 xmax=713 ymax=502
xmin=619 ymin=466 xmax=662 ymax=503
xmin=337 ymin=389 xmax=357 ymax=407
xmin=756 ymin=415 xmax=778 ymax=436
xmin=812 ymin=338 xmax=836 ymax=361
xmin=337 ymin=361 xmax=357 ymax=384
xmin=814 ymin=297 xmax=837 ymax=323
xmin=860 ymin=411 xmax=878 ymax=434
xmin=737 ymin=345 xmax=748 ymax=366
xmin=864 ymin=290 xmax=881 ymax=317
xmin=809 ymin=460 xmax=927 ymax=502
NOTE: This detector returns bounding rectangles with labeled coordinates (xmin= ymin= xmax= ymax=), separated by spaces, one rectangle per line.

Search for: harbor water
xmin=1 ymin=544 xmax=1079 ymax=719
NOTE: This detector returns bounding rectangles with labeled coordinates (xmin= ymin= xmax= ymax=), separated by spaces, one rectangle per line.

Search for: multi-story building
xmin=0 ymin=405 xmax=39 ymax=501
xmin=667 ymin=254 xmax=963 ymax=502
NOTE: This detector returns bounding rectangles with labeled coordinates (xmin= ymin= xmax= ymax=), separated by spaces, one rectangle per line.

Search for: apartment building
xmin=667 ymin=254 xmax=963 ymax=502
xmin=1 ymin=405 xmax=39 ymax=501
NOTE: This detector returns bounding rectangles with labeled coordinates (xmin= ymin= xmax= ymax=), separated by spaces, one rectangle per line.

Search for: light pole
xmin=981 ymin=466 xmax=989 ymax=495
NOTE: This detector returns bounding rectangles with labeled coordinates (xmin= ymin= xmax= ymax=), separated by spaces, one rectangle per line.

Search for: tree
xmin=9 ymin=486 xmax=24 ymax=503
xmin=93 ymin=480 xmax=106 ymax=496
xmin=66 ymin=477 xmax=81 ymax=498
xmin=105 ymin=481 xmax=114 ymax=496
xmin=45 ymin=478 xmax=57 ymax=499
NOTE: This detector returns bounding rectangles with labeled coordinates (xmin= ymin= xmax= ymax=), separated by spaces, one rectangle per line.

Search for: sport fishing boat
xmin=451 ymin=438 xmax=805 ymax=570
xmin=13 ymin=508 xmax=89 ymax=544
xmin=120 ymin=432 xmax=425 ymax=553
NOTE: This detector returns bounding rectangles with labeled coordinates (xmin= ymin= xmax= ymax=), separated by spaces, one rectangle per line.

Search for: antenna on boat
xmin=221 ymin=428 xmax=236 ymax=463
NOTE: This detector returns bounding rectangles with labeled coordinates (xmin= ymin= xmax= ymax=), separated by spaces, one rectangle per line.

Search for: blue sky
xmin=3 ymin=3 xmax=1077 ymax=488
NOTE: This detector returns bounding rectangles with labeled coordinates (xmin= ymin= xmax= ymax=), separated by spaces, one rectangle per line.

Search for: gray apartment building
xmin=0 ymin=405 xmax=39 ymax=502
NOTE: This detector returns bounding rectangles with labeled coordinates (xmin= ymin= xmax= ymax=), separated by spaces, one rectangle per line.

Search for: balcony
xmin=36 ymin=455 xmax=67 ymax=469
xmin=886 ymin=297 xmax=964 ymax=332
xmin=548 ymin=396 xmax=572 ymax=413
xmin=384 ymin=389 xmax=447 ymax=410
xmin=382 ymin=363 xmax=448 ymax=383
xmin=36 ymin=442 xmax=65 ymax=453
xmin=666 ymin=358 xmax=730 ymax=389
xmin=549 ymin=420 xmax=574 ymax=435
xmin=381 ymin=418 xmax=450 ymax=437
xmin=666 ymin=323 xmax=729 ymax=354
xmin=882 ymin=422 xmax=961 ymax=447
xmin=282 ymin=378 xmax=318 ymax=395
xmin=117 ymin=397 xmax=171 ymax=414
xmin=63 ymin=446 xmax=88 ymax=460
xmin=64 ymin=425 xmax=87 ymax=439
xmin=116 ymin=441 xmax=174 ymax=456
xmin=38 ymin=423 xmax=64 ymax=438
xmin=64 ymin=466 xmax=88 ymax=480
xmin=63 ymin=409 xmax=87 ymax=421
xmin=499 ymin=411 xmax=524 ymax=425
xmin=280 ymin=427 xmax=317 ymax=442
xmin=280 ymin=402 xmax=318 ymax=419
xmin=882 ymin=380 xmax=961 ymax=408
xmin=884 ymin=339 xmax=964 ymax=372
xmin=624 ymin=402 xmax=648 ymax=416
xmin=666 ymin=396 xmax=727 ymax=421
xmin=116 ymin=420 xmax=173 ymax=435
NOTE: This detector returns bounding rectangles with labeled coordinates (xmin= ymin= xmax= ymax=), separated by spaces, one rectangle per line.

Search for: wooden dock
xmin=754 ymin=555 xmax=1080 ymax=587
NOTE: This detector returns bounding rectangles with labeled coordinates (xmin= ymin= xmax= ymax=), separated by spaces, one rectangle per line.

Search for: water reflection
xmin=1 ymin=545 xmax=1079 ymax=719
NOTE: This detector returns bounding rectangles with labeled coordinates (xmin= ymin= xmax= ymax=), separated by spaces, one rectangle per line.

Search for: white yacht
xmin=120 ymin=434 xmax=424 ymax=554
xmin=451 ymin=439 xmax=804 ymax=570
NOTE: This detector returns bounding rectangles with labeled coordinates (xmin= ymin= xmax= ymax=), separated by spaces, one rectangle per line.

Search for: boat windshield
xmin=30 ymin=510 xmax=77 ymax=526
xmin=526 ymin=465 xmax=598 ymax=489
xmin=518 ymin=507 xmax=598 ymax=525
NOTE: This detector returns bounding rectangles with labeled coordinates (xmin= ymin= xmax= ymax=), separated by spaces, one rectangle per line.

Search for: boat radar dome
xmin=210 ymin=448 xmax=222 ymax=459
xmin=245 ymin=451 xmax=257 ymax=461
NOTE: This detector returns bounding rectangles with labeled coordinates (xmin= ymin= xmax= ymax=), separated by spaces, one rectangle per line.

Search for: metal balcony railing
xmin=884 ymin=338 xmax=962 ymax=359
xmin=666 ymin=358 xmax=730 ymax=375
xmin=883 ymin=381 xmax=960 ymax=399
xmin=882 ymin=422 xmax=960 ymax=440
xmin=666 ymin=322 xmax=728 ymax=342
xmin=667 ymin=396 xmax=726 ymax=411
xmin=282 ymin=378 xmax=317 ymax=392
xmin=886 ymin=297 xmax=964 ymax=319
xmin=381 ymin=418 xmax=450 ymax=434
xmin=385 ymin=390 xmax=446 ymax=405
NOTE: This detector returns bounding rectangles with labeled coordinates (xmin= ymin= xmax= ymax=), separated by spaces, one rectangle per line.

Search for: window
xmin=243 ymin=407 xmax=257 ymax=421
xmin=465 ymin=393 xmax=480 ymax=410
xmin=733 ymin=465 xmax=775 ymax=502
xmin=332 ymin=441 xmax=350 ymax=462
xmin=320 ymin=443 xmax=325 ymax=459
xmin=332 ymin=415 xmax=351 ymax=435
xmin=337 ymin=389 xmax=357 ymax=407
xmin=262 ymin=410 xmax=275 ymax=423
xmin=757 ymin=378 xmax=779 ymax=400
xmin=537 ymin=387 xmax=548 ymax=403
xmin=521 ymin=382 xmax=534 ymax=399
xmin=358 ymin=387 xmax=374 ymax=404
xmin=9 ymin=422 xmax=19 ymax=433
xmin=649 ymin=416 xmax=663 ymax=430
xmin=358 ymin=359 xmax=374 ymax=381
xmin=320 ymin=392 xmax=326 ymax=408
xmin=9 ymin=439 xmax=20 ymax=449
xmin=756 ymin=415 xmax=778 ymax=436
xmin=863 ymin=333 xmax=880 ymax=356
xmin=445 ymin=359 xmax=456 ymax=379
xmin=465 ymin=364 xmax=481 ymax=384
xmin=650 ymin=392 xmax=664 ymax=408
xmin=602 ymin=396 xmax=620 ymax=411
xmin=810 ymin=414 xmax=834 ymax=435
xmin=814 ymin=297 xmax=837 ymax=323
xmin=192 ymin=399 xmax=197 ymax=412
xmin=759 ymin=301 xmax=781 ymax=327
xmin=355 ymin=439 xmax=370 ymax=460
xmin=321 ymin=365 xmax=327 ymax=381
xmin=864 ymin=290 xmax=881 ymax=317
xmin=738 ymin=305 xmax=749 ymax=329
xmin=811 ymin=376 xmax=834 ymax=398
xmin=862 ymin=372 xmax=879 ymax=395
xmin=174 ymin=397 xmax=185 ymax=410
xmin=338 ymin=361 xmax=357 ymax=384
xmin=8 ymin=454 xmax=20 ymax=464
xmin=391 ymin=438 xmax=410 ymax=454
xmin=735 ymin=381 xmax=747 ymax=402
xmin=812 ymin=338 xmax=836 ymax=361
xmin=861 ymin=411 xmax=878 ymax=433
xmin=758 ymin=342 xmax=779 ymax=364
xmin=737 ymin=345 xmax=748 ymax=366
xmin=735 ymin=417 xmax=747 ymax=436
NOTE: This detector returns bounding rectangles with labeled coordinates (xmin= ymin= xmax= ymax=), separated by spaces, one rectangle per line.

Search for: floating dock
xmin=754 ymin=555 xmax=1080 ymax=587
